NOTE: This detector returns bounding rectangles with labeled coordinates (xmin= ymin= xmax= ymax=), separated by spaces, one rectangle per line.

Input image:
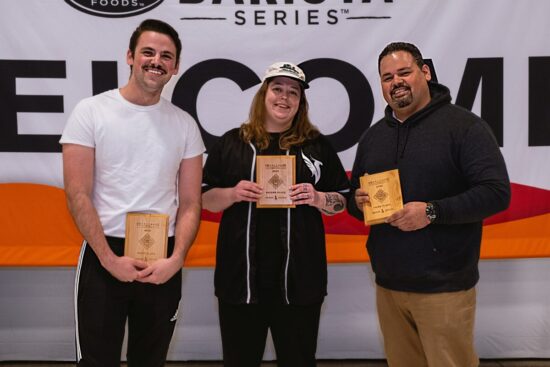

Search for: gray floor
xmin=1 ymin=360 xmax=550 ymax=366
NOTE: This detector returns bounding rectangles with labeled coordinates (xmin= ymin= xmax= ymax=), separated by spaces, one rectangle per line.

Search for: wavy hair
xmin=240 ymin=79 xmax=319 ymax=151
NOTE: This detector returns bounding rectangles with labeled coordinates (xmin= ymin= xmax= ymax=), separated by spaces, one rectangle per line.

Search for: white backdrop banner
xmin=1 ymin=0 xmax=550 ymax=361
xmin=1 ymin=0 xmax=549 ymax=188
xmin=1 ymin=0 xmax=550 ymax=265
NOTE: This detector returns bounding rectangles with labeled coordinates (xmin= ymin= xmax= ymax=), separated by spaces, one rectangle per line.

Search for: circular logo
xmin=65 ymin=0 xmax=164 ymax=18
xmin=374 ymin=189 xmax=388 ymax=203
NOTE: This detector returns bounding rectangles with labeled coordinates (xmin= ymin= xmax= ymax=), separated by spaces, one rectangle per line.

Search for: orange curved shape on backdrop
xmin=0 ymin=183 xmax=83 ymax=266
xmin=0 ymin=183 xmax=549 ymax=267
xmin=186 ymin=213 xmax=550 ymax=266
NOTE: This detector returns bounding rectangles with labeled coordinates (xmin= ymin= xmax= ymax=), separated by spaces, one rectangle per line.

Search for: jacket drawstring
xmin=400 ymin=123 xmax=411 ymax=160
xmin=395 ymin=121 xmax=411 ymax=163
xmin=395 ymin=122 xmax=400 ymax=164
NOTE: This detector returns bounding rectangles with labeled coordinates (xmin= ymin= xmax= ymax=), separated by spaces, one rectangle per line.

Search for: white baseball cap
xmin=262 ymin=62 xmax=309 ymax=89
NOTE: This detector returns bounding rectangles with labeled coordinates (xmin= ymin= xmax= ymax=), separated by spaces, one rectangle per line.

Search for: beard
xmin=393 ymin=95 xmax=412 ymax=108
xmin=391 ymin=87 xmax=412 ymax=108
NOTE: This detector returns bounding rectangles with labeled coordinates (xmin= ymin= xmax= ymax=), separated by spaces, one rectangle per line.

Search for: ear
xmin=422 ymin=64 xmax=432 ymax=82
xmin=126 ymin=49 xmax=134 ymax=67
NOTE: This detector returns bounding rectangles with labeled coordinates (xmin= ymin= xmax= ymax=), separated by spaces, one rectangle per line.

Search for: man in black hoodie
xmin=348 ymin=42 xmax=511 ymax=367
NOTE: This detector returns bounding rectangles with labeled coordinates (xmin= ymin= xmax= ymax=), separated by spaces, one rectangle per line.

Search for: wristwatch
xmin=425 ymin=202 xmax=437 ymax=223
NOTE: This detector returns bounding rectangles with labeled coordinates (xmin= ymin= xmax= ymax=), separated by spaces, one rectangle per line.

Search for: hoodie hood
xmin=384 ymin=82 xmax=452 ymax=163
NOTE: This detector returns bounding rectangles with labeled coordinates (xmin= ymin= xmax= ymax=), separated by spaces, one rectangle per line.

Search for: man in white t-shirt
xmin=60 ymin=19 xmax=205 ymax=367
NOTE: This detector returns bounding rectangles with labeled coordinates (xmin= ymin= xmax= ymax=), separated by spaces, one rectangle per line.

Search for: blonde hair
xmin=240 ymin=79 xmax=319 ymax=150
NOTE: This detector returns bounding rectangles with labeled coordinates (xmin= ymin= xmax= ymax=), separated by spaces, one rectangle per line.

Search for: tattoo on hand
xmin=324 ymin=193 xmax=345 ymax=214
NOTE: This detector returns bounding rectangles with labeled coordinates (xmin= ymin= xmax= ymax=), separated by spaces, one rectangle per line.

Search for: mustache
xmin=144 ymin=64 xmax=166 ymax=73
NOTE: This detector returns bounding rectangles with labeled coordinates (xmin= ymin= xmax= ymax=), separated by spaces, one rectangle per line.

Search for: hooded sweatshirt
xmin=348 ymin=82 xmax=510 ymax=293
xmin=203 ymin=128 xmax=350 ymax=305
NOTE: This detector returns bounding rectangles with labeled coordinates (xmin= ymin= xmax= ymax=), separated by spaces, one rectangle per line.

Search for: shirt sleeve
xmin=202 ymin=132 xmax=226 ymax=193
xmin=180 ymin=111 xmax=206 ymax=159
xmin=316 ymin=135 xmax=351 ymax=198
xmin=59 ymin=98 xmax=96 ymax=148
xmin=432 ymin=120 xmax=510 ymax=224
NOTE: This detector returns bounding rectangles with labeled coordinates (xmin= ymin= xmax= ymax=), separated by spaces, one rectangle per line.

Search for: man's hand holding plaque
xmin=124 ymin=213 xmax=169 ymax=264
xmin=359 ymin=169 xmax=403 ymax=225
xmin=256 ymin=155 xmax=296 ymax=208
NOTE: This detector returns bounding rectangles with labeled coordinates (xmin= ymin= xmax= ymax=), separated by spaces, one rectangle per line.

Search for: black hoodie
xmin=348 ymin=82 xmax=511 ymax=292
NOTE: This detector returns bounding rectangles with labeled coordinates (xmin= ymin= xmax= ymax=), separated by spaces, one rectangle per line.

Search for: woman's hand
xmin=290 ymin=182 xmax=321 ymax=206
xmin=233 ymin=180 xmax=263 ymax=203
xmin=290 ymin=183 xmax=346 ymax=215
xmin=203 ymin=180 xmax=262 ymax=213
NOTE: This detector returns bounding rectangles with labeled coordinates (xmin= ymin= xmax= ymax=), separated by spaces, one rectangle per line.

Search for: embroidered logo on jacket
xmin=301 ymin=151 xmax=323 ymax=184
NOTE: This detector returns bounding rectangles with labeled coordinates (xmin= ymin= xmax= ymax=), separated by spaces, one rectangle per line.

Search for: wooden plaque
xmin=124 ymin=213 xmax=168 ymax=264
xmin=256 ymin=155 xmax=296 ymax=208
xmin=360 ymin=169 xmax=403 ymax=225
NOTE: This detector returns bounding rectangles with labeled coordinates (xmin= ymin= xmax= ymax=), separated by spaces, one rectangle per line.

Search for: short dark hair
xmin=378 ymin=42 xmax=424 ymax=74
xmin=128 ymin=19 xmax=182 ymax=66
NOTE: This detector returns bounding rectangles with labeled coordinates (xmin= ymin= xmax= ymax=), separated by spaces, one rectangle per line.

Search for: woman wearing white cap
xmin=202 ymin=62 xmax=350 ymax=367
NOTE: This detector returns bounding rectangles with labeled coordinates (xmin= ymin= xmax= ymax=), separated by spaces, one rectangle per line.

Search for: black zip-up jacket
xmin=203 ymin=128 xmax=350 ymax=305
xmin=348 ymin=82 xmax=511 ymax=293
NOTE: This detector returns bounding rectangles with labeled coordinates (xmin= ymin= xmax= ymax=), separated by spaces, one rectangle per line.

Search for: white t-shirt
xmin=60 ymin=89 xmax=205 ymax=237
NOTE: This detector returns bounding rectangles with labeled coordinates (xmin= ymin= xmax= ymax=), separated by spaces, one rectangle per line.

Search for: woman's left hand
xmin=290 ymin=182 xmax=321 ymax=207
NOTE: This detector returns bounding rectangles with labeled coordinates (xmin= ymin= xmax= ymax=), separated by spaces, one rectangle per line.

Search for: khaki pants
xmin=376 ymin=285 xmax=479 ymax=367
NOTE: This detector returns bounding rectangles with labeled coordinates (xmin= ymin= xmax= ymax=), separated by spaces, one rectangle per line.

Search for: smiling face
xmin=126 ymin=30 xmax=179 ymax=98
xmin=264 ymin=76 xmax=302 ymax=132
xmin=379 ymin=50 xmax=432 ymax=121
